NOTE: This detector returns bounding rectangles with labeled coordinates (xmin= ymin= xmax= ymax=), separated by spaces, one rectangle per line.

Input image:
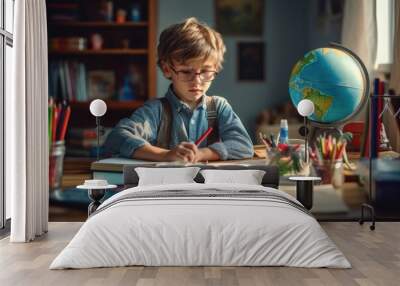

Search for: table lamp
xmin=297 ymin=99 xmax=315 ymax=163
xmin=89 ymin=99 xmax=107 ymax=160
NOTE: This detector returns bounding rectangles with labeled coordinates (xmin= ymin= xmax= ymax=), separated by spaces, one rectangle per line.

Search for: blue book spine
xmin=370 ymin=78 xmax=379 ymax=158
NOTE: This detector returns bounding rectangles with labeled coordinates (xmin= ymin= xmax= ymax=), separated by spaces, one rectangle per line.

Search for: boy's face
xmin=162 ymin=58 xmax=218 ymax=107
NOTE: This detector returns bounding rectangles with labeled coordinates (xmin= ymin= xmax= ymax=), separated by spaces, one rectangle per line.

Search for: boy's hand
xmin=163 ymin=142 xmax=200 ymax=163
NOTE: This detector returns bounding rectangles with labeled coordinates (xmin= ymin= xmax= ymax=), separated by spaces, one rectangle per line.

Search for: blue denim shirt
xmin=104 ymin=86 xmax=254 ymax=160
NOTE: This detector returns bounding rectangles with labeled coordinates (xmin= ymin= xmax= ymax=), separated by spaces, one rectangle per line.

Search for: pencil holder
xmin=265 ymin=140 xmax=310 ymax=176
xmin=49 ymin=140 xmax=66 ymax=190
xmin=314 ymin=159 xmax=344 ymax=188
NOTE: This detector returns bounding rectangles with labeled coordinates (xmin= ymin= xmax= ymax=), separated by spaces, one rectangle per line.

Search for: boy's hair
xmin=157 ymin=17 xmax=226 ymax=71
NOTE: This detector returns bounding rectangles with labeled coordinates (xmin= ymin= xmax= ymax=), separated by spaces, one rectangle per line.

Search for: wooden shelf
xmin=51 ymin=21 xmax=148 ymax=28
xmin=70 ymin=100 xmax=145 ymax=110
xmin=46 ymin=0 xmax=157 ymax=144
xmin=49 ymin=49 xmax=148 ymax=55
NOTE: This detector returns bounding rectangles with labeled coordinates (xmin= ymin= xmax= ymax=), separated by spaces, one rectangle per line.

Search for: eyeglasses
xmin=169 ymin=65 xmax=218 ymax=82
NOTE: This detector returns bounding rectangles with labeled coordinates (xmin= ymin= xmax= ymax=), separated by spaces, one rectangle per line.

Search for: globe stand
xmin=359 ymin=203 xmax=375 ymax=231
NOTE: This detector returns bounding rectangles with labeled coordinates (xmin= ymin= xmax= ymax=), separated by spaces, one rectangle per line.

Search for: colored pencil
xmin=195 ymin=127 xmax=213 ymax=146
xmin=52 ymin=104 xmax=60 ymax=142
xmin=269 ymin=133 xmax=276 ymax=148
xmin=59 ymin=106 xmax=71 ymax=141
xmin=258 ymin=132 xmax=270 ymax=147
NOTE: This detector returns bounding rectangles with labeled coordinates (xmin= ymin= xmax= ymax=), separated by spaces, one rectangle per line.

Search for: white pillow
xmin=200 ymin=169 xmax=266 ymax=185
xmin=135 ymin=167 xmax=200 ymax=186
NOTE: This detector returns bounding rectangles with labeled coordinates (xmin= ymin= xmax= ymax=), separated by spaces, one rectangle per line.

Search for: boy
xmin=104 ymin=17 xmax=253 ymax=163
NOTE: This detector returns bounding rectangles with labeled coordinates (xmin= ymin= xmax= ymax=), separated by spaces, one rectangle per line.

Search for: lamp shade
xmin=89 ymin=99 xmax=107 ymax=117
xmin=297 ymin=99 xmax=315 ymax=117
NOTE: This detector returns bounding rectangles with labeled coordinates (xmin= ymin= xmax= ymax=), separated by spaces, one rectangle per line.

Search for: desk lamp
xmin=297 ymin=99 xmax=315 ymax=163
xmin=89 ymin=99 xmax=107 ymax=161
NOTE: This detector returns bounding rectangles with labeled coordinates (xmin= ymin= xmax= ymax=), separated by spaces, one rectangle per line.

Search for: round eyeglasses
xmin=170 ymin=66 xmax=218 ymax=82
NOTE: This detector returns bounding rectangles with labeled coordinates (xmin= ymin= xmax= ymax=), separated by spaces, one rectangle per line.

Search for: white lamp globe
xmin=297 ymin=99 xmax=315 ymax=117
xmin=90 ymin=99 xmax=107 ymax=117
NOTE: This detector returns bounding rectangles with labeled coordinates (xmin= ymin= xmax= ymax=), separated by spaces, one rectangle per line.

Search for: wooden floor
xmin=0 ymin=222 xmax=399 ymax=286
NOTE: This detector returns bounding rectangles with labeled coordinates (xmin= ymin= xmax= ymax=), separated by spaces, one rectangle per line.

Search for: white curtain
xmin=341 ymin=0 xmax=377 ymax=124
xmin=8 ymin=0 xmax=49 ymax=242
xmin=341 ymin=0 xmax=377 ymax=75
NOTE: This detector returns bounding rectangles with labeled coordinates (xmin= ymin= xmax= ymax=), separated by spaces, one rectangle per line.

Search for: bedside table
xmin=288 ymin=176 xmax=321 ymax=210
xmin=77 ymin=180 xmax=117 ymax=216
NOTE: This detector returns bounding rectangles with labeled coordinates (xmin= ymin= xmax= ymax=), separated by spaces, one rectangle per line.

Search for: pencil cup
xmin=265 ymin=139 xmax=310 ymax=176
xmin=331 ymin=160 xmax=344 ymax=188
xmin=49 ymin=140 xmax=66 ymax=190
xmin=314 ymin=159 xmax=344 ymax=188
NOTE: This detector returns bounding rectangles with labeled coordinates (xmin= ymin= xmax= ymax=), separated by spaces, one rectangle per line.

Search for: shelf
xmin=49 ymin=49 xmax=148 ymax=55
xmin=70 ymin=100 xmax=145 ymax=110
xmin=51 ymin=21 xmax=148 ymax=28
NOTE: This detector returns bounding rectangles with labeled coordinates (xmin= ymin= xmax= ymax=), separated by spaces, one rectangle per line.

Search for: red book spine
xmin=377 ymin=81 xmax=384 ymax=151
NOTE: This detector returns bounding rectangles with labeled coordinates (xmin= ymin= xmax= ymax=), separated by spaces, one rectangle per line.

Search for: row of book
xmin=49 ymin=61 xmax=88 ymax=102
xmin=50 ymin=37 xmax=87 ymax=52
xmin=47 ymin=1 xmax=80 ymax=22
xmin=66 ymin=127 xmax=112 ymax=157
xmin=49 ymin=60 xmax=146 ymax=102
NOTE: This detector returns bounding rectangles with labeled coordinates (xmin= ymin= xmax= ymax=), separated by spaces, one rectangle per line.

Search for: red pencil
xmin=195 ymin=127 xmax=213 ymax=146
xmin=59 ymin=106 xmax=71 ymax=141
xmin=336 ymin=142 xmax=346 ymax=160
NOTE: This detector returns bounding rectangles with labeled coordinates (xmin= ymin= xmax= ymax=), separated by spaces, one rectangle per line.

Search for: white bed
xmin=50 ymin=183 xmax=351 ymax=269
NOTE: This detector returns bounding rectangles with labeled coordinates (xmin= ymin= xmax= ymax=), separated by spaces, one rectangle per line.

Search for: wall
xmin=157 ymin=0 xmax=312 ymax=141
xmin=307 ymin=0 xmax=343 ymax=50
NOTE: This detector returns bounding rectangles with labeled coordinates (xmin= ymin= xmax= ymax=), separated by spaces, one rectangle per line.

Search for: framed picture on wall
xmin=237 ymin=42 xmax=265 ymax=81
xmin=215 ymin=0 xmax=264 ymax=36
xmin=88 ymin=70 xmax=116 ymax=100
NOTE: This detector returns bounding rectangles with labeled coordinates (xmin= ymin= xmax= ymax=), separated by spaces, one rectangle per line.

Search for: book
xmin=63 ymin=61 xmax=73 ymax=101
xmin=58 ymin=62 xmax=68 ymax=100
xmin=48 ymin=61 xmax=88 ymax=102
xmin=76 ymin=63 xmax=87 ymax=101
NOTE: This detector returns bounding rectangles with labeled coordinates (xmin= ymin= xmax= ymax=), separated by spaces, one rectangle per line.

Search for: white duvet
xmin=50 ymin=183 xmax=351 ymax=269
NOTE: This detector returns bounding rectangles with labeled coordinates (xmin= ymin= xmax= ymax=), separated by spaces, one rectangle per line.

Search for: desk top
xmin=91 ymin=145 xmax=268 ymax=172
xmin=91 ymin=157 xmax=270 ymax=172
xmin=90 ymin=147 xmax=396 ymax=175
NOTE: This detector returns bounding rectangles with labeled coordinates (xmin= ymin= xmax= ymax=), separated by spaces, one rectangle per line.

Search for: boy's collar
xmin=166 ymin=85 xmax=207 ymax=112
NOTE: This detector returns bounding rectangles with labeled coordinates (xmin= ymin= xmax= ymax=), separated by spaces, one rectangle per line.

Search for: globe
xmin=289 ymin=45 xmax=369 ymax=126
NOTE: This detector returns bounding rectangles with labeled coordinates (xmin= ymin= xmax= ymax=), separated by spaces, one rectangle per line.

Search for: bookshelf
xmin=46 ymin=0 xmax=157 ymax=156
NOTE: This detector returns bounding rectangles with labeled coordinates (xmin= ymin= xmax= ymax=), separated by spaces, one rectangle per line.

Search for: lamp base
xmin=88 ymin=189 xmax=106 ymax=216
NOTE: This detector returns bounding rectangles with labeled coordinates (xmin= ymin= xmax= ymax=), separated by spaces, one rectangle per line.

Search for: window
xmin=375 ymin=0 xmax=395 ymax=70
xmin=1 ymin=0 xmax=14 ymax=230
xmin=5 ymin=0 xmax=13 ymax=34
